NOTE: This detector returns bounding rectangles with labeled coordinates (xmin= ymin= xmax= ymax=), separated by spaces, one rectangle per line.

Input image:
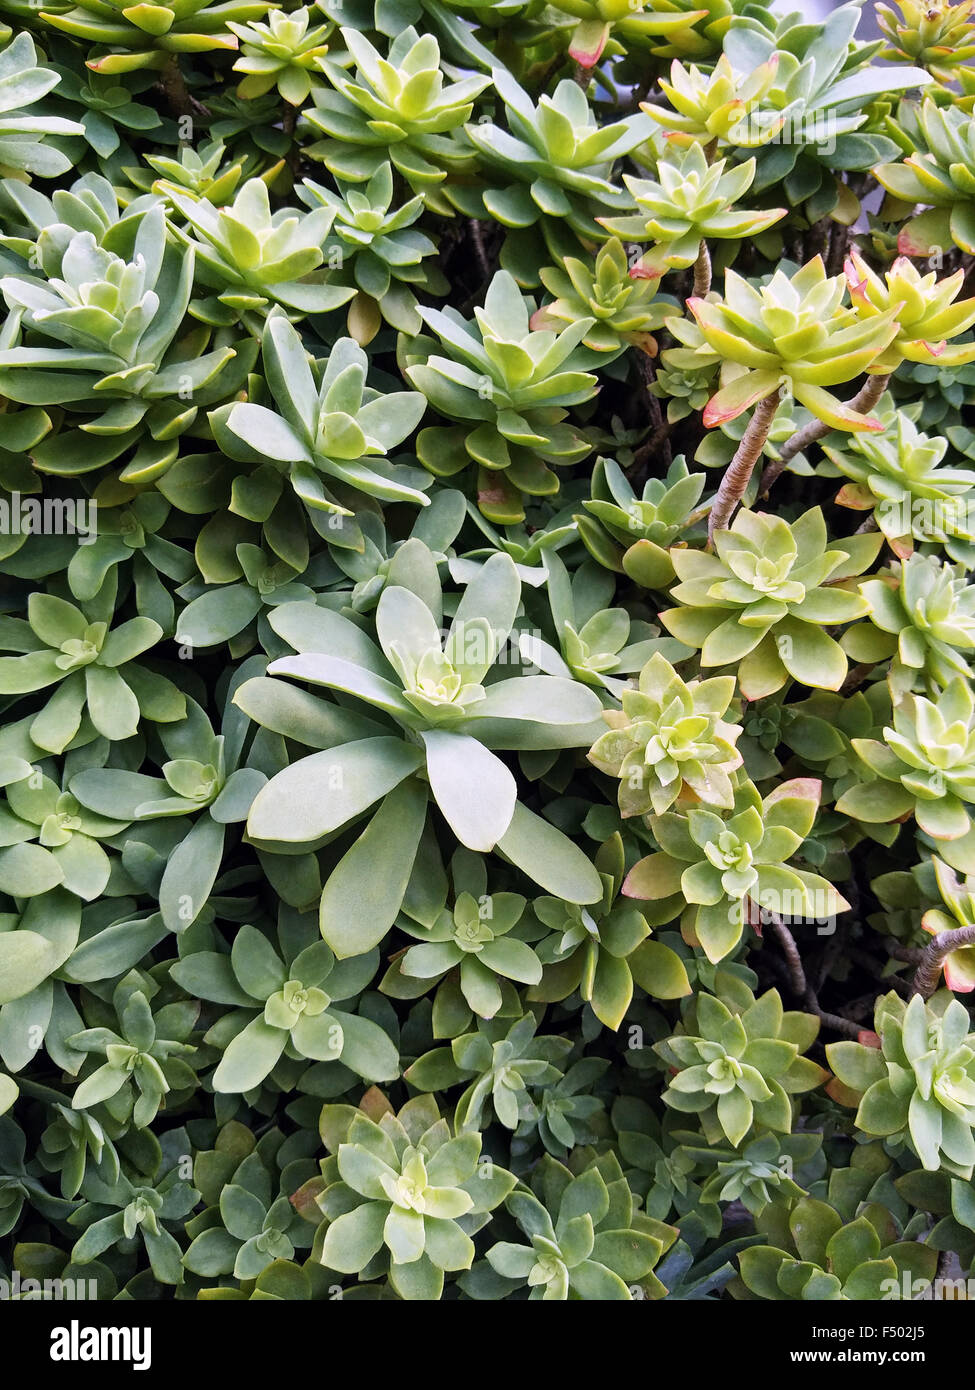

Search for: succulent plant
xmin=919 ymin=856 xmax=975 ymax=992
xmin=876 ymin=99 xmax=975 ymax=256
xmin=846 ymin=250 xmax=975 ymax=370
xmin=655 ymin=986 xmax=827 ymax=1146
xmin=42 ymin=0 xmax=273 ymax=72
xmin=229 ymin=6 xmax=332 ymax=105
xmin=578 ymin=454 xmax=707 ymax=589
xmin=588 ymin=652 xmax=742 ymax=816
xmin=660 ymin=506 xmax=880 ymax=697
xmin=641 ymin=53 xmax=785 ymax=149
xmin=624 ymin=775 xmax=849 ymax=962
xmin=687 ymin=258 xmax=902 ymax=432
xmin=858 ymin=553 xmax=975 ymax=693
xmin=531 ymin=237 xmax=669 ymax=355
xmin=836 ymin=677 xmax=975 ymax=842
xmin=877 ymin=0 xmax=975 ymax=82
xmin=599 ymin=145 xmax=786 ymax=278
xmin=312 ymin=1092 xmax=516 ymax=1300
xmin=403 ymin=269 xmax=606 ymax=524
xmin=828 ymin=990 xmax=975 ymax=1175
xmin=0 ymin=33 xmax=84 ymax=178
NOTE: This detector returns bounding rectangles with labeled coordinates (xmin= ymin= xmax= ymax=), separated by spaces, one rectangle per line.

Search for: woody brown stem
xmin=767 ymin=914 xmax=861 ymax=1038
xmin=911 ymin=923 xmax=975 ymax=999
xmin=692 ymin=240 xmax=711 ymax=298
xmin=708 ymin=388 xmax=780 ymax=542
xmin=760 ymin=373 xmax=890 ymax=498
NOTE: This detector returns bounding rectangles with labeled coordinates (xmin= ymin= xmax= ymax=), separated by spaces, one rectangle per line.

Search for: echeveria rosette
xmin=522 ymin=550 xmax=687 ymax=696
xmin=0 ymin=591 xmax=182 ymax=754
xmin=170 ymin=923 xmax=398 ymax=1094
xmin=312 ymin=1094 xmax=516 ymax=1301
xmin=210 ymin=310 xmax=429 ymax=526
xmin=463 ymin=72 xmax=653 ymax=239
xmin=240 ymin=553 xmax=605 ymax=954
xmin=0 ymin=767 xmax=125 ymax=902
xmin=690 ymin=1131 xmax=817 ymax=1217
xmin=228 ymin=6 xmax=332 ymax=105
xmin=687 ymin=258 xmax=901 ymax=432
xmin=836 ymin=678 xmax=975 ymax=844
xmin=403 ymin=269 xmax=606 ymax=525
xmin=480 ymin=1154 xmax=677 ymax=1301
xmin=656 ymin=988 xmax=826 ymax=1147
xmin=405 ymin=1012 xmax=573 ymax=1133
xmin=299 ymin=164 xmax=445 ymax=338
xmin=578 ymin=454 xmax=707 ymax=590
xmin=820 ymin=403 xmax=975 ymax=559
xmin=68 ymin=982 xmax=198 ymax=1131
xmin=659 ymin=507 xmax=880 ymax=698
xmin=588 ymin=652 xmax=742 ymax=818
xmin=167 ymin=178 xmax=353 ymax=320
xmin=857 ymin=553 xmax=975 ymax=695
xmin=598 ymin=145 xmax=786 ymax=277
xmin=305 ymin=26 xmax=491 ymax=202
xmin=624 ymin=777 xmax=850 ymax=964
xmin=641 ymin=53 xmax=785 ymax=149
xmin=846 ymin=250 xmax=975 ymax=372
xmin=531 ymin=237 xmax=669 ymax=355
xmin=527 ymin=833 xmax=691 ymax=1030
xmin=827 ymin=990 xmax=975 ymax=1176
xmin=68 ymin=1161 xmax=197 ymax=1288
xmin=875 ymin=99 xmax=975 ymax=257
xmin=183 ymin=1159 xmax=313 ymax=1283
xmin=394 ymin=858 xmax=542 ymax=1021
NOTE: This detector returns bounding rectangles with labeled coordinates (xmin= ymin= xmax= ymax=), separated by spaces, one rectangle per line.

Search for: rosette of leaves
xmin=128 ymin=140 xmax=262 ymax=207
xmin=522 ymin=552 xmax=684 ymax=696
xmin=876 ymin=99 xmax=975 ymax=256
xmin=516 ymin=1057 xmax=609 ymax=1158
xmin=0 ymin=1114 xmax=77 ymax=1237
xmin=463 ymin=72 xmax=652 ymax=238
xmin=36 ymin=1100 xmax=122 ymax=1200
xmin=0 ymin=764 xmax=125 ymax=901
xmin=42 ymin=63 xmax=162 ymax=164
xmin=920 ymin=857 xmax=975 ymax=993
xmin=183 ymin=1130 xmax=316 ymax=1281
xmin=171 ymin=919 xmax=398 ymax=1093
xmin=312 ymin=1092 xmax=516 ymax=1301
xmin=67 ymin=1141 xmax=199 ymax=1288
xmin=685 ymin=1130 xmax=820 ymax=1217
xmin=305 ymin=26 xmax=491 ymax=199
xmin=835 ymin=677 xmax=975 ymax=842
xmin=530 ymin=237 xmax=669 ymax=355
xmin=0 ymin=208 xmax=242 ymax=463
xmin=546 ymin=0 xmax=707 ymax=68
xmin=299 ymin=165 xmax=445 ymax=338
xmin=827 ymin=990 xmax=975 ymax=1176
xmin=820 ymin=402 xmax=975 ymax=557
xmin=167 ymin=178 xmax=353 ymax=321
xmin=877 ymin=0 xmax=975 ymax=82
xmin=624 ymin=776 xmax=849 ymax=963
xmin=68 ymin=972 xmax=199 ymax=1130
xmin=659 ymin=506 xmax=879 ymax=698
xmin=641 ymin=53 xmax=784 ymax=149
xmin=0 ymin=32 xmax=84 ymax=177
xmin=736 ymin=1189 xmax=937 ymax=1300
xmin=0 ymin=590 xmax=184 ymax=753
xmin=721 ymin=2 xmax=927 ymax=208
xmin=655 ymin=987 xmax=826 ymax=1146
xmin=588 ymin=652 xmax=742 ymax=816
xmin=857 ymin=553 xmax=975 ymax=694
xmin=40 ymin=0 xmax=272 ymax=72
xmin=385 ymin=846 xmax=542 ymax=1023
xmin=69 ymin=676 xmax=268 ymax=934
xmin=526 ymin=833 xmax=691 ymax=1030
xmin=404 ymin=1012 xmax=573 ymax=1132
xmin=687 ymin=259 xmax=901 ymax=431
xmin=229 ymin=6 xmax=332 ymax=104
xmin=598 ymin=145 xmax=785 ymax=278
xmin=175 ymin=540 xmax=320 ymax=654
xmin=577 ymin=454 xmax=707 ymax=589
xmin=846 ymin=251 xmax=975 ymax=372
xmin=242 ymin=551 xmax=603 ymax=883
xmin=478 ymin=1152 xmax=677 ymax=1300
xmin=403 ymin=270 xmax=605 ymax=524
xmin=210 ymin=309 xmax=429 ymax=521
